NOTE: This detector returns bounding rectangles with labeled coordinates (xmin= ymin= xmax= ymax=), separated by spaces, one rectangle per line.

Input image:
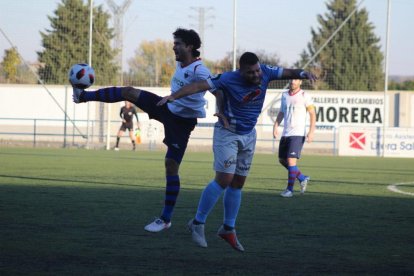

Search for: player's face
xmin=289 ymin=79 xmax=302 ymax=91
xmin=173 ymin=37 xmax=191 ymax=62
xmin=240 ymin=62 xmax=262 ymax=85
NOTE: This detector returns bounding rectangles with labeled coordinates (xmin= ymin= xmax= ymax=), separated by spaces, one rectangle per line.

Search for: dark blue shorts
xmin=119 ymin=122 xmax=133 ymax=131
xmin=135 ymin=90 xmax=197 ymax=159
xmin=278 ymin=136 xmax=305 ymax=159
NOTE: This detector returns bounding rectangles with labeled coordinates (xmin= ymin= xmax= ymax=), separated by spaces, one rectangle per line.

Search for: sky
xmin=0 ymin=0 xmax=413 ymax=76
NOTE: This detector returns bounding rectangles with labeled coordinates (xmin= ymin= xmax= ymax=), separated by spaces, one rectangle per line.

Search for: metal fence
xmin=0 ymin=117 xmax=338 ymax=155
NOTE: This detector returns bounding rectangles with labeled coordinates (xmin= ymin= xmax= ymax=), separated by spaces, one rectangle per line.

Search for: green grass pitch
xmin=1 ymin=147 xmax=413 ymax=275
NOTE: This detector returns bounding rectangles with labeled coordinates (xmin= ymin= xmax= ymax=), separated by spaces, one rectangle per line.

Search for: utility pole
xmin=107 ymin=0 xmax=132 ymax=85
xmin=189 ymin=7 xmax=214 ymax=58
xmin=104 ymin=0 xmax=132 ymax=148
xmin=232 ymin=0 xmax=237 ymax=71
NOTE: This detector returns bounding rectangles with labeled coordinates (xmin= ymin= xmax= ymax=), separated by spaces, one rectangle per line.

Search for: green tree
xmin=389 ymin=80 xmax=414 ymax=91
xmin=16 ymin=64 xmax=38 ymax=84
xmin=37 ymin=0 xmax=118 ymax=85
xmin=1 ymin=47 xmax=20 ymax=83
xmin=127 ymin=39 xmax=175 ymax=87
xmin=297 ymin=0 xmax=384 ymax=91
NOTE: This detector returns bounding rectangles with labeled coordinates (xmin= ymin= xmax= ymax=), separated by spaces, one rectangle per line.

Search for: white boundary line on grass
xmin=387 ymin=182 xmax=414 ymax=196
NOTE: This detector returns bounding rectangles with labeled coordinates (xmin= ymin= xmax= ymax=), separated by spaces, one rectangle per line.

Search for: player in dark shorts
xmin=114 ymin=101 xmax=139 ymax=151
xmin=71 ymin=28 xmax=211 ymax=233
xmin=273 ymin=79 xmax=316 ymax=197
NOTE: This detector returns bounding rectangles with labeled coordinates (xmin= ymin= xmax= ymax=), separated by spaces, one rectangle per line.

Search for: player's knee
xmin=122 ymin=86 xmax=140 ymax=103
xmin=165 ymin=158 xmax=179 ymax=175
xmin=215 ymin=172 xmax=234 ymax=188
xmin=230 ymin=174 xmax=246 ymax=189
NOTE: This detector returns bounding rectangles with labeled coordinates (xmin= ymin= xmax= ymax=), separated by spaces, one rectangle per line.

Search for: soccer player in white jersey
xmin=157 ymin=52 xmax=316 ymax=251
xmin=71 ymin=28 xmax=211 ymax=232
xmin=273 ymin=79 xmax=316 ymax=198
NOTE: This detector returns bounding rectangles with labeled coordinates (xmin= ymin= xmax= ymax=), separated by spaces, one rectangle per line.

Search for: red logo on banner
xmin=349 ymin=132 xmax=366 ymax=150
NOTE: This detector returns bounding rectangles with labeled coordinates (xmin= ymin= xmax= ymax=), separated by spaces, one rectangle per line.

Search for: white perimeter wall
xmin=0 ymin=84 xmax=413 ymax=156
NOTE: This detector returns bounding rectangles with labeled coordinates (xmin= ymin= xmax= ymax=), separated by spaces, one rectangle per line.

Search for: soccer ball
xmin=68 ymin=63 xmax=95 ymax=89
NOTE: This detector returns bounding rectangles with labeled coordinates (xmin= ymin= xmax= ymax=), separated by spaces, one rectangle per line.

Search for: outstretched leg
xmin=73 ymin=86 xmax=142 ymax=104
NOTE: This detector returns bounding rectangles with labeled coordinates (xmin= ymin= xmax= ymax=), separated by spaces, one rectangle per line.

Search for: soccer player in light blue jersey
xmin=71 ymin=28 xmax=211 ymax=233
xmin=157 ymin=52 xmax=316 ymax=251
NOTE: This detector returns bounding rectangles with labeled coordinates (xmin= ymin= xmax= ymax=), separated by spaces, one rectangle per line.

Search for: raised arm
xmin=281 ymin=69 xmax=317 ymax=84
xmin=157 ymin=80 xmax=211 ymax=106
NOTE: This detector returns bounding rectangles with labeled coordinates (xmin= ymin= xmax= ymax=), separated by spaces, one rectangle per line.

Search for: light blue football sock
xmin=195 ymin=180 xmax=224 ymax=224
xmin=223 ymin=187 xmax=242 ymax=228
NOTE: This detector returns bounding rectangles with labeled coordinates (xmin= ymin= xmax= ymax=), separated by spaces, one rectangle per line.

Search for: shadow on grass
xmin=0 ymin=174 xmax=159 ymax=190
xmin=1 ymin=182 xmax=413 ymax=275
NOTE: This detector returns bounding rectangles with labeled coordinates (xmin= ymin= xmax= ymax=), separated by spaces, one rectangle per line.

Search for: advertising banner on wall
xmin=312 ymin=92 xmax=385 ymax=127
xmin=262 ymin=91 xmax=387 ymax=131
xmin=338 ymin=126 xmax=414 ymax=158
xmin=411 ymin=94 xmax=414 ymax=127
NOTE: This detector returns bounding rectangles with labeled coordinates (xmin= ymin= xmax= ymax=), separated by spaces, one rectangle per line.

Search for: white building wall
xmin=0 ymin=84 xmax=413 ymax=156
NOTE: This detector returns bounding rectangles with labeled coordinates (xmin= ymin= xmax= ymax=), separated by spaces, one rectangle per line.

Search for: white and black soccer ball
xmin=68 ymin=63 xmax=95 ymax=89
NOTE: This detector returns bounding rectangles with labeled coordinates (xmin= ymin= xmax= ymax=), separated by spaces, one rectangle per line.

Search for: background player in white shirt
xmin=71 ymin=28 xmax=211 ymax=232
xmin=273 ymin=79 xmax=316 ymax=198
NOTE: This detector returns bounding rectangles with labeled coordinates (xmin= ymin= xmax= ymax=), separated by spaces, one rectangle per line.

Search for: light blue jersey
xmin=207 ymin=64 xmax=283 ymax=134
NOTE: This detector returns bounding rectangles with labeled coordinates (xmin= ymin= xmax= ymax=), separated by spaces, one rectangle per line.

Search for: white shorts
xmin=213 ymin=126 xmax=257 ymax=176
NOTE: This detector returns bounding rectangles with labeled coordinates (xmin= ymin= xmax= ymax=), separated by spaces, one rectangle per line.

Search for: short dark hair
xmin=173 ymin=28 xmax=201 ymax=57
xmin=239 ymin=52 xmax=259 ymax=67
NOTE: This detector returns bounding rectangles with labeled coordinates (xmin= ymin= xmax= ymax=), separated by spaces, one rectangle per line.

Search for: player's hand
xmin=273 ymin=126 xmax=278 ymax=139
xmin=307 ymin=131 xmax=314 ymax=143
xmin=302 ymin=71 xmax=318 ymax=85
xmin=214 ymin=113 xmax=229 ymax=129
xmin=122 ymin=119 xmax=126 ymax=123
xmin=157 ymin=95 xmax=174 ymax=106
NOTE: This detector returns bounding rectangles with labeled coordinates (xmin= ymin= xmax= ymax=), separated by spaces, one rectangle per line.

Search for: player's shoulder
xmin=301 ymin=89 xmax=312 ymax=97
xmin=282 ymin=90 xmax=290 ymax=96
xmin=210 ymin=70 xmax=236 ymax=82
xmin=261 ymin=64 xmax=282 ymax=72
xmin=192 ymin=59 xmax=210 ymax=75
xmin=188 ymin=58 xmax=206 ymax=68
xmin=302 ymin=90 xmax=314 ymax=102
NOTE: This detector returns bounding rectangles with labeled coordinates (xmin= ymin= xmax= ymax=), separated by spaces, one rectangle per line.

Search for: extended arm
xmin=281 ymin=69 xmax=317 ymax=84
xmin=157 ymin=80 xmax=211 ymax=106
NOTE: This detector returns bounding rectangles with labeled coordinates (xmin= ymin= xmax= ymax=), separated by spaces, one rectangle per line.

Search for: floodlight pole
xmin=232 ymin=0 xmax=237 ymax=71
xmin=382 ymin=0 xmax=391 ymax=157
xmin=106 ymin=0 xmax=132 ymax=150
xmin=86 ymin=0 xmax=94 ymax=149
